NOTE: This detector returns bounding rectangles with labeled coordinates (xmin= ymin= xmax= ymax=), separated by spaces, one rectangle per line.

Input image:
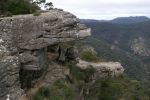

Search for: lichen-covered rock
xmin=77 ymin=60 xmax=124 ymax=79
xmin=0 ymin=9 xmax=91 ymax=100
xmin=0 ymin=9 xmax=90 ymax=50
xmin=0 ymin=38 xmax=23 ymax=100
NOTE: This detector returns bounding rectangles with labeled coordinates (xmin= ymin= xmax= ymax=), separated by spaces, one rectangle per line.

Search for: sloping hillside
xmin=81 ymin=18 xmax=150 ymax=80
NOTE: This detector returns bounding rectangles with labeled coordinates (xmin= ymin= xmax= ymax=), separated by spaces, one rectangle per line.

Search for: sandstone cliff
xmin=0 ymin=9 xmax=90 ymax=100
xmin=0 ymin=9 xmax=124 ymax=100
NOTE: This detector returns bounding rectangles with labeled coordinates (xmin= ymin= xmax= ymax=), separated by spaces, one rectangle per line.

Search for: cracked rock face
xmin=0 ymin=38 xmax=23 ymax=100
xmin=0 ymin=9 xmax=91 ymax=100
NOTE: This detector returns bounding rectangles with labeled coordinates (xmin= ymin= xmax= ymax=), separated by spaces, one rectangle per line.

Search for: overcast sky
xmin=47 ymin=0 xmax=150 ymax=20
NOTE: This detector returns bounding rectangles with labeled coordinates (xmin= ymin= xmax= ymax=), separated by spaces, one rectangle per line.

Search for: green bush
xmin=32 ymin=67 xmax=150 ymax=100
xmin=49 ymin=80 xmax=75 ymax=100
xmin=32 ymin=80 xmax=75 ymax=100
xmin=68 ymin=63 xmax=95 ymax=83
xmin=0 ymin=0 xmax=40 ymax=15
xmin=85 ymin=79 xmax=150 ymax=100
xmin=32 ymin=86 xmax=50 ymax=100
xmin=0 ymin=0 xmax=54 ymax=16
xmin=80 ymin=48 xmax=105 ymax=62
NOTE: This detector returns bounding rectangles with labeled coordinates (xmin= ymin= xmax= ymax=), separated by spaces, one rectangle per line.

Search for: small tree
xmin=33 ymin=0 xmax=46 ymax=8
xmin=44 ymin=2 xmax=53 ymax=10
xmin=80 ymin=48 xmax=100 ymax=62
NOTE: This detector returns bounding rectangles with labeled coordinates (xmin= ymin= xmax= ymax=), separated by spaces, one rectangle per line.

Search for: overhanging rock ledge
xmin=0 ymin=9 xmax=91 ymax=100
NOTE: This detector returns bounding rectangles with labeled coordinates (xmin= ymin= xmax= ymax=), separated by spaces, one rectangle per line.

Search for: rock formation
xmin=0 ymin=8 xmax=125 ymax=100
xmin=0 ymin=9 xmax=90 ymax=100
xmin=131 ymin=37 xmax=150 ymax=56
xmin=0 ymin=38 xmax=24 ymax=100
xmin=77 ymin=60 xmax=124 ymax=79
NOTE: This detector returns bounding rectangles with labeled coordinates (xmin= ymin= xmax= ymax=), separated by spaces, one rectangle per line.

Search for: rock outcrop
xmin=77 ymin=60 xmax=124 ymax=79
xmin=0 ymin=9 xmax=90 ymax=100
xmin=131 ymin=37 xmax=150 ymax=56
xmin=0 ymin=38 xmax=23 ymax=100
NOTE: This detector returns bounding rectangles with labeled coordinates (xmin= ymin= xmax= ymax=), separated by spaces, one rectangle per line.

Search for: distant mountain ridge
xmin=81 ymin=16 xmax=150 ymax=25
xmin=80 ymin=19 xmax=108 ymax=23
xmin=80 ymin=17 xmax=150 ymax=80
xmin=111 ymin=16 xmax=150 ymax=24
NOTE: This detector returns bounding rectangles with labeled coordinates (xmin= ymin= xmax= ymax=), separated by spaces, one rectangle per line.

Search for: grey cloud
xmin=47 ymin=0 xmax=150 ymax=19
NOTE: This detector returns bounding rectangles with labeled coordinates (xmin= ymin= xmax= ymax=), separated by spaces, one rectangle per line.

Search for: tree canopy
xmin=0 ymin=0 xmax=53 ymax=16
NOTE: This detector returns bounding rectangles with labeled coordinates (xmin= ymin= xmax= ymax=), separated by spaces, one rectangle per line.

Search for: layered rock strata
xmin=0 ymin=9 xmax=91 ymax=100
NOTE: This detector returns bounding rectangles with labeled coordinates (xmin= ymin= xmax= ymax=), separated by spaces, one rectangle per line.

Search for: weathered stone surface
xmin=44 ymin=62 xmax=70 ymax=86
xmin=77 ymin=60 xmax=124 ymax=79
xmin=57 ymin=43 xmax=79 ymax=62
xmin=0 ymin=38 xmax=23 ymax=100
xmin=0 ymin=9 xmax=91 ymax=100
xmin=66 ymin=46 xmax=79 ymax=60
xmin=0 ymin=9 xmax=90 ymax=50
xmin=131 ymin=37 xmax=150 ymax=56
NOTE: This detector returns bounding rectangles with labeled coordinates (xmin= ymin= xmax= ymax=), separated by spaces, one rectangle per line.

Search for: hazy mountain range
xmin=80 ymin=16 xmax=150 ymax=80
xmin=81 ymin=16 xmax=150 ymax=24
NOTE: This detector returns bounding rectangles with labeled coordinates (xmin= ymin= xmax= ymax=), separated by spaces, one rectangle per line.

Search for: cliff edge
xmin=0 ymin=9 xmax=90 ymax=100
